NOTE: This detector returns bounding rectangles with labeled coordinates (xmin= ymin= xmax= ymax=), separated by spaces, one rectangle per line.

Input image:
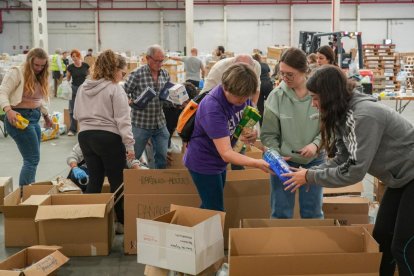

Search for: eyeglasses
xmin=148 ymin=56 xmax=165 ymax=64
xmin=279 ymin=71 xmax=296 ymax=81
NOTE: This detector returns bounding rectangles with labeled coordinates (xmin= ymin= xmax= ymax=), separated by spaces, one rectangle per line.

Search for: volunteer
xmin=184 ymin=63 xmax=272 ymax=211
xmin=284 ymin=65 xmax=414 ymax=276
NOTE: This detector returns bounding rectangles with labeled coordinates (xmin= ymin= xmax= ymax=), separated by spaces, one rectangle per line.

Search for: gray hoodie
xmin=307 ymin=92 xmax=414 ymax=188
xmin=74 ymin=78 xmax=135 ymax=151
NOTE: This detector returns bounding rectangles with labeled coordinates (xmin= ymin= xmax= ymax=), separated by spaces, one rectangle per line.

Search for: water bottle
xmin=263 ymin=149 xmax=292 ymax=182
xmin=199 ymin=79 xmax=204 ymax=89
xmin=216 ymin=263 xmax=228 ymax=276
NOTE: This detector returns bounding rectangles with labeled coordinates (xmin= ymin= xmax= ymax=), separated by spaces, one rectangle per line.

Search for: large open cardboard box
xmin=124 ymin=169 xmax=270 ymax=254
xmin=323 ymin=196 xmax=370 ymax=225
xmin=240 ymin=218 xmax=339 ymax=228
xmin=323 ymin=182 xmax=364 ymax=197
xmin=1 ymin=185 xmax=57 ymax=247
xmin=0 ymin=245 xmax=69 ymax=275
xmin=0 ymin=176 xmax=13 ymax=211
xmin=229 ymin=226 xmax=381 ymax=275
xmin=138 ymin=205 xmax=225 ymax=275
xmin=33 ymin=193 xmax=114 ymax=256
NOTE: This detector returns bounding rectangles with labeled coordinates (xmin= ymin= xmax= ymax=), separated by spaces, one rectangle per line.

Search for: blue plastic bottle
xmin=198 ymin=79 xmax=204 ymax=89
xmin=263 ymin=149 xmax=292 ymax=182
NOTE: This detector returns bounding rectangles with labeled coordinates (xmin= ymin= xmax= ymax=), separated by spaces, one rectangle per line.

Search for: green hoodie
xmin=260 ymin=81 xmax=321 ymax=164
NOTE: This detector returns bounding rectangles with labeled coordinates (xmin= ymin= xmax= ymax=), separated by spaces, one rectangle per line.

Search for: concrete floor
xmin=0 ymin=98 xmax=145 ymax=275
xmin=0 ymin=96 xmax=413 ymax=275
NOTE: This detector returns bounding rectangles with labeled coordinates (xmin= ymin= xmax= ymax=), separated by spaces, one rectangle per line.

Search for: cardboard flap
xmin=2 ymin=205 xmax=38 ymax=218
xmin=20 ymin=195 xmax=51 ymax=206
xmin=170 ymin=205 xmax=225 ymax=229
xmin=0 ymin=271 xmax=21 ymax=276
xmin=35 ymin=204 xmax=107 ymax=221
xmin=24 ymin=250 xmax=69 ymax=275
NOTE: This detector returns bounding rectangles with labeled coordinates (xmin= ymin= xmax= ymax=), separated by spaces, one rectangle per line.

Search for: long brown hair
xmin=280 ymin=47 xmax=309 ymax=73
xmin=92 ymin=49 xmax=126 ymax=82
xmin=23 ymin=48 xmax=49 ymax=97
xmin=306 ymin=65 xmax=354 ymax=156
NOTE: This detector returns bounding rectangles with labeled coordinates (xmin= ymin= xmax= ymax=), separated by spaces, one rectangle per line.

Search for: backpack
xmin=176 ymin=91 xmax=209 ymax=142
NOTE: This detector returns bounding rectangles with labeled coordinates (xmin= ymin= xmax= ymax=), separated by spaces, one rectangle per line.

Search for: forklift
xmin=299 ymin=31 xmax=364 ymax=70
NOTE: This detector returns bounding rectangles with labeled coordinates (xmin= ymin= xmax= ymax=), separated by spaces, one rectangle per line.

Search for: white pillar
xmin=331 ymin=0 xmax=340 ymax=32
xmin=289 ymin=4 xmax=294 ymax=47
xmin=160 ymin=11 xmax=165 ymax=49
xmin=223 ymin=5 xmax=228 ymax=51
xmin=185 ymin=0 xmax=194 ymax=54
xmin=94 ymin=11 xmax=99 ymax=52
xmin=356 ymin=4 xmax=360 ymax=48
xmin=32 ymin=0 xmax=48 ymax=53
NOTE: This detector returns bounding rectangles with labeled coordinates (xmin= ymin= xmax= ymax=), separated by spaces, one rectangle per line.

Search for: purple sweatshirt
xmin=184 ymin=85 xmax=248 ymax=174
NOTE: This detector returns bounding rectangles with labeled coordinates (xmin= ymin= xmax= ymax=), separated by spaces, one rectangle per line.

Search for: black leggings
xmin=373 ymin=179 xmax=414 ymax=276
xmin=78 ymin=130 xmax=126 ymax=224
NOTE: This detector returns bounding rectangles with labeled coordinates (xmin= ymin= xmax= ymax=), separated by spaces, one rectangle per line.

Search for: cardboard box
xmin=0 ymin=245 xmax=69 ymax=275
xmin=167 ymin=152 xmax=185 ymax=169
xmin=324 ymin=182 xmax=364 ymax=196
xmin=267 ymin=46 xmax=288 ymax=60
xmin=323 ymin=196 xmax=370 ymax=225
xmin=138 ymin=205 xmax=225 ymax=275
xmin=374 ymin=178 xmax=386 ymax=203
xmin=229 ymin=226 xmax=381 ymax=275
xmin=167 ymin=83 xmax=189 ymax=105
xmin=0 ymin=176 xmax=13 ymax=210
xmin=2 ymin=185 xmax=57 ymax=247
xmin=144 ymin=257 xmax=225 ymax=276
xmin=33 ymin=179 xmax=81 ymax=194
xmin=34 ymin=193 xmax=115 ymax=256
xmin=352 ymin=224 xmax=375 ymax=235
xmin=102 ymin=177 xmax=111 ymax=193
xmin=124 ymin=169 xmax=200 ymax=254
xmin=240 ymin=218 xmax=339 ymax=228
xmin=123 ymin=169 xmax=271 ymax=255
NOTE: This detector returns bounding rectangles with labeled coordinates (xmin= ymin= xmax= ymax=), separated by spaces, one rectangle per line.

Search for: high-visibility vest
xmin=50 ymin=54 xmax=66 ymax=72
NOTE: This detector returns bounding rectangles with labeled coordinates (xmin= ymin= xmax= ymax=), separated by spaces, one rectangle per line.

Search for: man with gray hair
xmin=201 ymin=54 xmax=261 ymax=104
xmin=124 ymin=44 xmax=170 ymax=169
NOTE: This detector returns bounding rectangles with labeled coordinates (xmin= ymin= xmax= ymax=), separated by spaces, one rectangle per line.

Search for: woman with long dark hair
xmin=284 ymin=65 xmax=414 ymax=276
xmin=316 ymin=45 xmax=337 ymax=66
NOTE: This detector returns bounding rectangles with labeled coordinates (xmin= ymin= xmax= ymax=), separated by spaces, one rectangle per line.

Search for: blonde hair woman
xmin=0 ymin=48 xmax=52 ymax=186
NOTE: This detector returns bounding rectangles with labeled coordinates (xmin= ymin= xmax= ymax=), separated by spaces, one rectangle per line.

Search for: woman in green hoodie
xmin=260 ymin=47 xmax=324 ymax=219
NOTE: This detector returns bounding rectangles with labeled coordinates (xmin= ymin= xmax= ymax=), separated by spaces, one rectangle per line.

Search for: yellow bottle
xmin=15 ymin=114 xmax=29 ymax=130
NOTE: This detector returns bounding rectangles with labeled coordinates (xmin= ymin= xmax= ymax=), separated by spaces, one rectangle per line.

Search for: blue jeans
xmin=189 ymin=170 xmax=226 ymax=211
xmin=5 ymin=108 xmax=41 ymax=186
xmin=132 ymin=125 xmax=169 ymax=169
xmin=270 ymin=156 xmax=325 ymax=219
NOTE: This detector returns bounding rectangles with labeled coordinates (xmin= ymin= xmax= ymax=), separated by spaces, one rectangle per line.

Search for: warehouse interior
xmin=1 ymin=0 xmax=414 ymax=275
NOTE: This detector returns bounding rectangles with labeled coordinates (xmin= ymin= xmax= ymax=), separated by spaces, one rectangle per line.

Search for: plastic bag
xmin=57 ymin=80 xmax=72 ymax=100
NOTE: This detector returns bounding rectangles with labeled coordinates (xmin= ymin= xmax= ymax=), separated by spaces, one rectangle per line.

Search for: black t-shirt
xmin=67 ymin=62 xmax=90 ymax=87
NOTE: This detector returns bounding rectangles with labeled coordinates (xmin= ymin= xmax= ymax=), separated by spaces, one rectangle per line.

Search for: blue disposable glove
xmin=72 ymin=167 xmax=88 ymax=180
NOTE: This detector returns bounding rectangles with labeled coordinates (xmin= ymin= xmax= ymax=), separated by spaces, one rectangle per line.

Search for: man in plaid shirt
xmin=124 ymin=45 xmax=170 ymax=169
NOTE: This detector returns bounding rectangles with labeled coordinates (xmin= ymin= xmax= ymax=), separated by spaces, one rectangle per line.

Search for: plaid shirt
xmin=124 ymin=65 xmax=170 ymax=129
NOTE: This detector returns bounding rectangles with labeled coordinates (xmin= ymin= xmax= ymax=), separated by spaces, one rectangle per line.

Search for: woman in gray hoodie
xmin=284 ymin=65 xmax=414 ymax=276
xmin=74 ymin=50 xmax=135 ymax=229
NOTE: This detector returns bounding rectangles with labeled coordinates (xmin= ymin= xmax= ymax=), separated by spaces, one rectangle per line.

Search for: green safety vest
xmin=50 ymin=54 xmax=66 ymax=72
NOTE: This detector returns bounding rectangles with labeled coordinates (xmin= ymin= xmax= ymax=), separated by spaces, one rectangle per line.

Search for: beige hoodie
xmin=0 ymin=66 xmax=49 ymax=114
xmin=73 ymin=78 xmax=135 ymax=151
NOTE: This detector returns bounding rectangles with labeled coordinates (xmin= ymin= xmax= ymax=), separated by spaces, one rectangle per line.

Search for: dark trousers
xmin=163 ymin=106 xmax=182 ymax=147
xmin=78 ymin=130 xmax=126 ymax=224
xmin=52 ymin=71 xmax=62 ymax=97
xmin=373 ymin=179 xmax=414 ymax=276
xmin=186 ymin=79 xmax=200 ymax=88
xmin=68 ymin=85 xmax=79 ymax=133
xmin=258 ymin=79 xmax=273 ymax=126
xmin=189 ymin=169 xmax=226 ymax=211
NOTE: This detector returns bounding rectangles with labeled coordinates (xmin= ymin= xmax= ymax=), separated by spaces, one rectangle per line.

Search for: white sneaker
xmin=67 ymin=131 xmax=75 ymax=136
xmin=115 ymin=222 xmax=124 ymax=235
